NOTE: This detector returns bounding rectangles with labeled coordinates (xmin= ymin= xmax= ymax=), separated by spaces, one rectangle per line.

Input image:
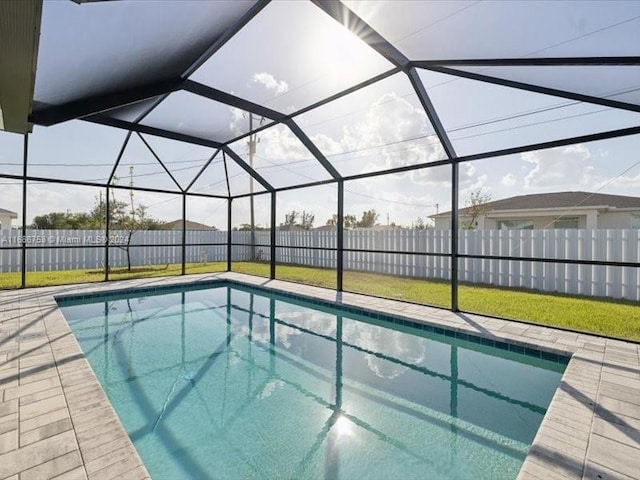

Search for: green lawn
xmin=235 ymin=262 xmax=640 ymax=341
xmin=0 ymin=262 xmax=227 ymax=288
xmin=1 ymin=261 xmax=638 ymax=341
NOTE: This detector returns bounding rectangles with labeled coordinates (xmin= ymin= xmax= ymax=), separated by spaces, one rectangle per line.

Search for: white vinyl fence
xmin=1 ymin=228 xmax=638 ymax=300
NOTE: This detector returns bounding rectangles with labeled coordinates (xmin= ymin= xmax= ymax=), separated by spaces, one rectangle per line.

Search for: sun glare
xmin=333 ymin=415 xmax=354 ymax=437
xmin=312 ymin=18 xmax=387 ymax=89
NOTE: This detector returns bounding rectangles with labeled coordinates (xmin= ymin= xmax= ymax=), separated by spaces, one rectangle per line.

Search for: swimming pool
xmin=58 ymin=281 xmax=567 ymax=480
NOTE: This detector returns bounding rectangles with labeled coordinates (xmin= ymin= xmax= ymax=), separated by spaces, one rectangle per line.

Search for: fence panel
xmin=2 ymin=228 xmax=639 ymax=300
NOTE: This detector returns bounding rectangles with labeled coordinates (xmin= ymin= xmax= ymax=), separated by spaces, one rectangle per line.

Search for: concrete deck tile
xmin=587 ymin=434 xmax=640 ymax=479
xmin=0 ymin=399 xmax=18 ymax=418
xmin=0 ymin=430 xmax=78 ymax=479
xmin=77 ymin=427 xmax=128 ymax=455
xmin=20 ymin=417 xmax=73 ymax=447
xmin=0 ymin=428 xmax=18 ymax=454
xmin=583 ymin=461 xmax=636 ymax=480
xmin=50 ymin=466 xmax=88 ymax=480
xmin=20 ymin=407 xmax=69 ymax=434
xmin=19 ymin=394 xmax=67 ymax=421
xmin=19 ymin=386 xmax=64 ymax=406
xmin=84 ymin=445 xmax=141 ymax=476
xmin=3 ymin=376 xmax=61 ymax=402
xmin=591 ymin=415 xmax=640 ymax=449
xmin=598 ymin=382 xmax=640 ymax=406
xmin=526 ymin=454 xmax=581 ymax=480
xmin=83 ymin=434 xmax=139 ymax=464
xmin=17 ymin=450 xmax=83 ymax=480
xmin=111 ymin=465 xmax=151 ymax=480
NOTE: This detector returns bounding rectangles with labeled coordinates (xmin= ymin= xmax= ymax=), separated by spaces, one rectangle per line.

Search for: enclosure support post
xmin=337 ymin=181 xmax=344 ymax=291
xmin=270 ymin=191 xmax=276 ymax=280
xmin=451 ymin=161 xmax=459 ymax=311
xmin=104 ymin=184 xmax=110 ymax=281
xmin=227 ymin=198 xmax=232 ymax=272
xmin=20 ymin=134 xmax=28 ymax=288
xmin=181 ymin=192 xmax=187 ymax=275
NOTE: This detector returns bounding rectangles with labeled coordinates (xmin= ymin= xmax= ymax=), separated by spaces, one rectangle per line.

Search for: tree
xmin=326 ymin=214 xmax=357 ymax=228
xmin=234 ymin=223 xmax=269 ymax=231
xmin=462 ymin=188 xmax=492 ymax=230
xmin=300 ymin=211 xmax=315 ymax=230
xmin=357 ymin=209 xmax=379 ymax=228
xmin=280 ymin=210 xmax=315 ymax=230
xmin=108 ymin=170 xmax=164 ymax=271
xmin=412 ymin=217 xmax=432 ymax=230
xmin=283 ymin=210 xmax=298 ymax=227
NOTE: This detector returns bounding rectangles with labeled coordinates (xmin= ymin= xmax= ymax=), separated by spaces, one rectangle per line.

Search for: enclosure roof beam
xmin=137 ymin=133 xmax=185 ymax=192
xmin=222 ymin=145 xmax=275 ymax=193
xmin=182 ymin=1 xmax=272 ymax=79
xmin=413 ymin=57 xmax=640 ymax=67
xmin=183 ymin=79 xmax=286 ymax=123
xmin=131 ymin=1 xmax=272 ymax=125
xmin=185 ymin=149 xmax=220 ymax=193
xmin=407 ymin=67 xmax=457 ymax=160
xmin=285 ymin=119 xmax=341 ymax=179
xmin=311 ymin=0 xmax=409 ymax=69
xmin=29 ymin=77 xmax=184 ymax=126
xmin=86 ymin=116 xmax=223 ymax=149
xmin=417 ymin=64 xmax=640 ymax=114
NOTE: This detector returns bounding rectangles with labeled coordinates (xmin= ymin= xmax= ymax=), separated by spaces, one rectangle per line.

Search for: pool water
xmin=59 ymin=283 xmax=566 ymax=480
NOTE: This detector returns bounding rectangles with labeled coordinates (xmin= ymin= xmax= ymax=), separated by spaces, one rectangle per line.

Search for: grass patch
xmin=233 ymin=262 xmax=639 ymax=341
xmin=0 ymin=262 xmax=227 ymax=288
xmin=1 ymin=261 xmax=638 ymax=341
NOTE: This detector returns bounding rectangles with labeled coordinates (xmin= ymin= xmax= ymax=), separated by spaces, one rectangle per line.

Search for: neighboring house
xmin=313 ymin=224 xmax=337 ymax=232
xmin=313 ymin=225 xmax=404 ymax=232
xmin=431 ymin=192 xmax=640 ymax=230
xmin=352 ymin=224 xmax=405 ymax=231
xmin=276 ymin=224 xmax=306 ymax=232
xmin=162 ymin=220 xmax=217 ymax=230
xmin=0 ymin=208 xmax=17 ymax=232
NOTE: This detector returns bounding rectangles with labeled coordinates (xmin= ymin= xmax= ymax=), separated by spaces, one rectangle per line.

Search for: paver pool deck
xmin=0 ymin=271 xmax=638 ymax=479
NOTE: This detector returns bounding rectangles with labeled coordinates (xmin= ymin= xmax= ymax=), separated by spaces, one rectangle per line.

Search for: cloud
xmin=338 ymin=92 xmax=446 ymax=174
xmin=522 ymin=144 xmax=596 ymax=190
xmin=410 ymin=162 xmax=475 ymax=186
xmin=501 ymin=173 xmax=517 ymax=186
xmin=251 ymin=72 xmax=289 ymax=95
xmin=343 ymin=322 xmax=427 ymax=379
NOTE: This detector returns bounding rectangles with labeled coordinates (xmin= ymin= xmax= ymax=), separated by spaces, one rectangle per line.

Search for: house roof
xmin=276 ymin=224 xmax=306 ymax=231
xmin=433 ymin=192 xmax=640 ymax=218
xmin=0 ymin=208 xmax=18 ymax=219
xmin=162 ymin=219 xmax=216 ymax=230
xmin=313 ymin=224 xmax=337 ymax=231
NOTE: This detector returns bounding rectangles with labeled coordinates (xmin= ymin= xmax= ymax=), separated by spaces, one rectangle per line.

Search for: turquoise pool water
xmin=59 ymin=282 xmax=566 ymax=480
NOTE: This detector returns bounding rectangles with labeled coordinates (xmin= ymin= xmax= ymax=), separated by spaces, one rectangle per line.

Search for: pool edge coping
xmin=0 ymin=271 xmax=638 ymax=479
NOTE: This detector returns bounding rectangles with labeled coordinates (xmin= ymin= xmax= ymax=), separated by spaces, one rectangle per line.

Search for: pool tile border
xmin=56 ymin=279 xmax=570 ymax=365
xmin=0 ymin=272 xmax=638 ymax=479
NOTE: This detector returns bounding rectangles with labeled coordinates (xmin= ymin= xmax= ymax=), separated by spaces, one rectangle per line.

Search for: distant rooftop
xmin=0 ymin=208 xmax=18 ymax=218
xmin=433 ymin=192 xmax=640 ymax=217
xmin=163 ymin=219 xmax=217 ymax=231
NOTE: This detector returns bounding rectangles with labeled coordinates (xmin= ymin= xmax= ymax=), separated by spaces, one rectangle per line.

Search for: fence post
xmin=227 ymin=198 xmax=232 ymax=271
xmin=451 ymin=161 xmax=459 ymax=311
xmin=181 ymin=193 xmax=187 ymax=275
xmin=337 ymin=181 xmax=344 ymax=291
xmin=270 ymin=192 xmax=276 ymax=279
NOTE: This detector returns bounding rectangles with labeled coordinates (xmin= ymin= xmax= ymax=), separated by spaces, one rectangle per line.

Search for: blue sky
xmin=1 ymin=0 xmax=639 ymax=229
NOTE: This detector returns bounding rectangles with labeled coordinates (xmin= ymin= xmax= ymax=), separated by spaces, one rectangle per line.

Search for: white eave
xmin=0 ymin=0 xmax=42 ymax=133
